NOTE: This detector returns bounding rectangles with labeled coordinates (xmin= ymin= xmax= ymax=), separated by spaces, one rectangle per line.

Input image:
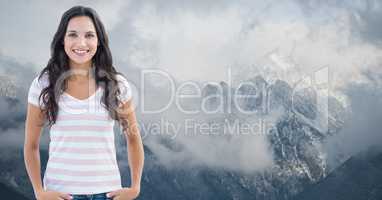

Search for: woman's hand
xmin=36 ymin=190 xmax=73 ymax=200
xmin=106 ymin=186 xmax=140 ymax=200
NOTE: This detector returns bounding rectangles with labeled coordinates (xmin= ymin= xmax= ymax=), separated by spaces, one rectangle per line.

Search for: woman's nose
xmin=77 ymin=36 xmax=87 ymax=46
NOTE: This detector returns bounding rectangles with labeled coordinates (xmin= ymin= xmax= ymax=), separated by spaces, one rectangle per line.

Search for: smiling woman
xmin=23 ymin=6 xmax=144 ymax=200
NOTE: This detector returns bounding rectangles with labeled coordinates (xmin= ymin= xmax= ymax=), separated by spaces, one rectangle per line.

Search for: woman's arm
xmin=24 ymin=104 xmax=72 ymax=200
xmin=24 ymin=104 xmax=46 ymax=196
xmin=122 ymin=100 xmax=144 ymax=189
xmin=108 ymin=100 xmax=144 ymax=199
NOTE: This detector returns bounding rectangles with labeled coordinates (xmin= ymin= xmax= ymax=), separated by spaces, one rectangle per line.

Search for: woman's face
xmin=64 ymin=16 xmax=98 ymax=69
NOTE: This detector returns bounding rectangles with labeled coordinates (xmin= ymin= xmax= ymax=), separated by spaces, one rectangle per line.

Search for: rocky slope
xmin=293 ymin=146 xmax=382 ymax=200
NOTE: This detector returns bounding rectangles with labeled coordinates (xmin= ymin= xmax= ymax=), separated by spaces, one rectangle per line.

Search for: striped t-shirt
xmin=27 ymin=72 xmax=132 ymax=194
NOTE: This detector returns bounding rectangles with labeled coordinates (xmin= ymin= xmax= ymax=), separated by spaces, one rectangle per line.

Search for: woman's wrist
xmin=35 ymin=188 xmax=45 ymax=199
xmin=131 ymin=184 xmax=141 ymax=191
xmin=129 ymin=184 xmax=141 ymax=196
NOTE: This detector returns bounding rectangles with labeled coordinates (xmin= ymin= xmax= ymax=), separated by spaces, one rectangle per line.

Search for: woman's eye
xmin=67 ymin=33 xmax=77 ymax=37
xmin=86 ymin=34 xmax=95 ymax=38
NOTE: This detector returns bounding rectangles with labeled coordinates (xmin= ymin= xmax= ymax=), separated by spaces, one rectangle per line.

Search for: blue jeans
xmin=71 ymin=192 xmax=112 ymax=200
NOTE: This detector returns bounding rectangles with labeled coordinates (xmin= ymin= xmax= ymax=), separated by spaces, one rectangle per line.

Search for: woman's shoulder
xmin=115 ymin=73 xmax=128 ymax=82
xmin=115 ymin=73 xmax=132 ymax=102
xmin=31 ymin=71 xmax=49 ymax=89
xmin=28 ymin=71 xmax=49 ymax=108
xmin=115 ymin=73 xmax=131 ymax=88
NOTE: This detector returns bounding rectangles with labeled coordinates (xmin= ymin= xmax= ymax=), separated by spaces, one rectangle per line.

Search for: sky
xmin=0 ymin=0 xmax=382 ymax=173
xmin=1 ymin=0 xmax=381 ymax=83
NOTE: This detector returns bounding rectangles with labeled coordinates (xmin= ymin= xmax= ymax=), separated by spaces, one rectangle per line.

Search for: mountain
xmin=293 ymin=146 xmax=382 ymax=200
xmin=0 ymin=147 xmax=49 ymax=200
xmin=0 ymin=182 xmax=29 ymax=200
xmin=144 ymin=76 xmax=345 ymax=200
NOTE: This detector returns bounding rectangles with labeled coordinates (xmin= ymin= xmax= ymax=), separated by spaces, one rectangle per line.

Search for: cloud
xmin=350 ymin=1 xmax=382 ymax=46
xmin=141 ymin=110 xmax=278 ymax=173
xmin=0 ymin=54 xmax=34 ymax=129
xmin=0 ymin=54 xmax=50 ymax=149
xmin=108 ymin=0 xmax=382 ymax=90
xmin=323 ymin=66 xmax=382 ymax=168
xmin=295 ymin=0 xmax=382 ymax=46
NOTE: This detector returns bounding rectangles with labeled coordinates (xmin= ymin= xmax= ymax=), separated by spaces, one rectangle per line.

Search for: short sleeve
xmin=116 ymin=74 xmax=132 ymax=103
xmin=28 ymin=74 xmax=48 ymax=109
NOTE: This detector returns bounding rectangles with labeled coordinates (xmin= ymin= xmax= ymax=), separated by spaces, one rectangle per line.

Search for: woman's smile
xmin=72 ymin=48 xmax=90 ymax=56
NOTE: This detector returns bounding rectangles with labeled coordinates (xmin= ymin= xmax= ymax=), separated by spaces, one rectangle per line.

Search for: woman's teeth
xmin=73 ymin=49 xmax=89 ymax=55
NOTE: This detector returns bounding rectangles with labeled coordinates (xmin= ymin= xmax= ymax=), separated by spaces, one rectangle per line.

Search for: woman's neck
xmin=68 ymin=61 xmax=94 ymax=82
xmin=68 ymin=73 xmax=93 ymax=82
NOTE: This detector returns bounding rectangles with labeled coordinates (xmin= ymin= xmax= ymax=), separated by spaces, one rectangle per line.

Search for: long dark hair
xmin=38 ymin=5 xmax=124 ymax=126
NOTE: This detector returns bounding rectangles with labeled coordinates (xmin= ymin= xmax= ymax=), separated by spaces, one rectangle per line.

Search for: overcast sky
xmin=0 ymin=0 xmax=381 ymax=83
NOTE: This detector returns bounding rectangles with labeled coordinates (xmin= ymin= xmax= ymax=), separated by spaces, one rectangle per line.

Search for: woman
xmin=24 ymin=6 xmax=144 ymax=200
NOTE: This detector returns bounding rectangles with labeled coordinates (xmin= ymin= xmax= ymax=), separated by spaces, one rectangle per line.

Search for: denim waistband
xmin=71 ymin=192 xmax=108 ymax=199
